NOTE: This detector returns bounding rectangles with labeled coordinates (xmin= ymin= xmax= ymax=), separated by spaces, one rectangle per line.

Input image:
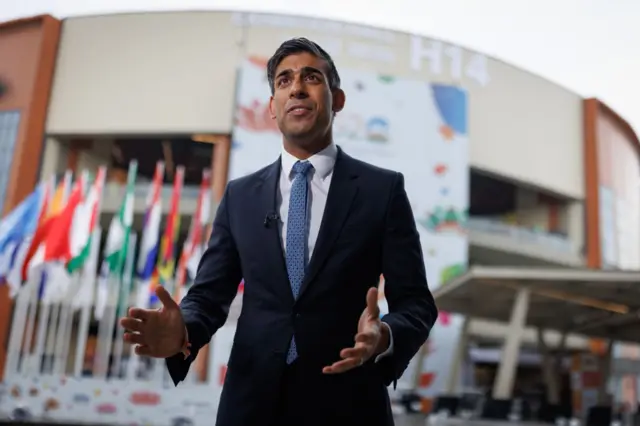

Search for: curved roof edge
xmin=12 ymin=8 xmax=581 ymax=97
xmin=0 ymin=14 xmax=59 ymax=30
xmin=591 ymin=97 xmax=640 ymax=153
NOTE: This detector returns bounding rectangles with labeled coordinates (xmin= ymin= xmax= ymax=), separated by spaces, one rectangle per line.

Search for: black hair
xmin=266 ymin=37 xmax=341 ymax=94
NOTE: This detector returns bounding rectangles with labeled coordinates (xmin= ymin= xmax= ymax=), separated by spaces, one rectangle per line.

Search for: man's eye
xmin=277 ymin=78 xmax=290 ymax=87
xmin=305 ymin=75 xmax=319 ymax=81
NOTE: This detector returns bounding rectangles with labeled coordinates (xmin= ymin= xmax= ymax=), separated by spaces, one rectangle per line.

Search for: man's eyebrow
xmin=300 ymin=66 xmax=324 ymax=76
xmin=275 ymin=66 xmax=324 ymax=80
xmin=275 ymin=68 xmax=293 ymax=80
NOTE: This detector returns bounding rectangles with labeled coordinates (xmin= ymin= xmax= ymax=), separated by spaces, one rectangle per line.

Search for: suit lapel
xmin=256 ymin=158 xmax=294 ymax=304
xmin=298 ymin=148 xmax=359 ymax=300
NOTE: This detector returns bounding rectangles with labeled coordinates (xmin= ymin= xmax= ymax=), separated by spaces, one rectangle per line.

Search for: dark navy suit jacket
xmin=166 ymin=147 xmax=437 ymax=426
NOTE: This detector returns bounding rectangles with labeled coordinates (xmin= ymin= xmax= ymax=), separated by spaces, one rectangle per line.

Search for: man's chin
xmin=283 ymin=127 xmax=315 ymax=140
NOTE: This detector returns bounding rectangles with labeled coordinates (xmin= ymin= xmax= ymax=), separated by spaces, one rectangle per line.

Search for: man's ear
xmin=268 ymin=96 xmax=276 ymax=119
xmin=332 ymin=89 xmax=346 ymax=114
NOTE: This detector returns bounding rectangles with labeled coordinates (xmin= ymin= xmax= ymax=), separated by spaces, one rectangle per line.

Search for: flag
xmin=0 ymin=183 xmax=46 ymax=275
xmin=20 ymin=172 xmax=74 ymax=281
xmin=67 ymin=167 xmax=106 ymax=273
xmin=137 ymin=162 xmax=164 ymax=281
xmin=149 ymin=166 xmax=184 ymax=306
xmin=175 ymin=169 xmax=211 ymax=300
xmin=25 ymin=177 xmax=86 ymax=302
xmin=0 ymin=183 xmax=47 ymax=297
xmin=0 ymin=183 xmax=45 ymax=252
xmin=40 ymin=176 xmax=86 ymax=262
xmin=4 ymin=179 xmax=54 ymax=296
xmin=104 ymin=161 xmax=138 ymax=276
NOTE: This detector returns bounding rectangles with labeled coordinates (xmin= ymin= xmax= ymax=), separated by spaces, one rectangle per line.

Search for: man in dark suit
xmin=120 ymin=37 xmax=437 ymax=426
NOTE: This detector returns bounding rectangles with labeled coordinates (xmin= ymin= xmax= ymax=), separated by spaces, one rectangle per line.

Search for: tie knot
xmin=292 ymin=160 xmax=313 ymax=177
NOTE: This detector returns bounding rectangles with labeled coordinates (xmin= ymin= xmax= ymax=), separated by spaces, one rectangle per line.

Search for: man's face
xmin=269 ymin=52 xmax=344 ymax=143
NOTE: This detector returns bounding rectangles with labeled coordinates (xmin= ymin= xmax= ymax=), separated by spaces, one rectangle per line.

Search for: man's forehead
xmin=276 ymin=53 xmax=328 ymax=75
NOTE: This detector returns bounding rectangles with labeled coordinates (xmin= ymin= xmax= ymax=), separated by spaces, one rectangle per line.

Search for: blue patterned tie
xmin=285 ymin=160 xmax=313 ymax=364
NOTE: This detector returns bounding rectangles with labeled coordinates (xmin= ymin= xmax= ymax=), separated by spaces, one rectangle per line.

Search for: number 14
xmin=410 ymin=36 xmax=490 ymax=86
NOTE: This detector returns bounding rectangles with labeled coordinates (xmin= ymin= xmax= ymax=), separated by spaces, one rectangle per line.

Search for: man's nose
xmin=290 ymin=78 xmax=308 ymax=98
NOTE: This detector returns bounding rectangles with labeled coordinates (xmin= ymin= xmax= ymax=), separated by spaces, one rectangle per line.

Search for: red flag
xmin=21 ymin=180 xmax=84 ymax=280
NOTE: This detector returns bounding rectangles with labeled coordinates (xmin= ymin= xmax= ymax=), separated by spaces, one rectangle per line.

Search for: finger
xmin=340 ymin=345 xmax=369 ymax=360
xmin=124 ymin=332 xmax=146 ymax=345
xmin=134 ymin=344 xmax=153 ymax=357
xmin=355 ymin=331 xmax=377 ymax=345
xmin=156 ymin=286 xmax=179 ymax=310
xmin=366 ymin=287 xmax=380 ymax=318
xmin=129 ymin=307 xmax=153 ymax=321
xmin=120 ymin=317 xmax=144 ymax=332
xmin=322 ymin=357 xmax=361 ymax=374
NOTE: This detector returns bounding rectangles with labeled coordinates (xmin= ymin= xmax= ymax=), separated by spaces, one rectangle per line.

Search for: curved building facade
xmin=0 ymin=10 xmax=638 ymax=425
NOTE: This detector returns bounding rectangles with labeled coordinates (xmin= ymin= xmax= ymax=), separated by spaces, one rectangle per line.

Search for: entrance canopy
xmin=434 ymin=266 xmax=640 ymax=343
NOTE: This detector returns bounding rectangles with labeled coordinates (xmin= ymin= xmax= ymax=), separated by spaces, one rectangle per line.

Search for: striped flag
xmin=30 ymin=176 xmax=86 ymax=302
xmin=20 ymin=172 xmax=72 ymax=282
xmin=175 ymin=169 xmax=211 ymax=301
xmin=0 ymin=182 xmax=48 ymax=296
xmin=137 ymin=163 xmax=164 ymax=282
xmin=67 ymin=167 xmax=106 ymax=274
xmin=149 ymin=166 xmax=184 ymax=307
xmin=94 ymin=162 xmax=137 ymax=319
xmin=104 ymin=162 xmax=137 ymax=276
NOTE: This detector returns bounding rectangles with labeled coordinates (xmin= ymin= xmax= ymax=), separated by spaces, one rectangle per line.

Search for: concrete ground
xmin=394 ymin=415 xmax=551 ymax=426
xmin=394 ymin=414 xmax=425 ymax=426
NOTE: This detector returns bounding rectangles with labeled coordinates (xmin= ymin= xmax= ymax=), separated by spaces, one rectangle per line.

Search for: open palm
xmin=323 ymin=287 xmax=382 ymax=374
xmin=119 ymin=286 xmax=187 ymax=358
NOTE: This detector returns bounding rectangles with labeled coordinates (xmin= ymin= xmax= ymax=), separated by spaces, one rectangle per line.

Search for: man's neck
xmin=283 ymin=138 xmax=332 ymax=160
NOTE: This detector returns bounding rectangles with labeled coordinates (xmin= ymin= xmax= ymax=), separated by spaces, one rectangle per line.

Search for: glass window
xmin=0 ymin=110 xmax=21 ymax=214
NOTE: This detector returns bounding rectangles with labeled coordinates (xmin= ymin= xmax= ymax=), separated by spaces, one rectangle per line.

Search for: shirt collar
xmin=281 ymin=143 xmax=337 ymax=181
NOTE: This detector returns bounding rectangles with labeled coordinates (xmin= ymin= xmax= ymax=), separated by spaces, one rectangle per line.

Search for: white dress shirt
xmin=276 ymin=143 xmax=394 ymax=362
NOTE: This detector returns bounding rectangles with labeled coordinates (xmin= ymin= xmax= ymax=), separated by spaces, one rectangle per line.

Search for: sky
xmin=2 ymin=0 xmax=639 ymax=134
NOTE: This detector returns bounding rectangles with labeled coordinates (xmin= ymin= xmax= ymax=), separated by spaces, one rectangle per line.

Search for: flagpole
xmin=150 ymin=165 xmax=184 ymax=384
xmin=9 ymin=283 xmax=31 ymax=376
xmin=1 ymin=179 xmax=50 ymax=379
xmin=32 ymin=170 xmax=73 ymax=375
xmin=126 ymin=277 xmax=144 ymax=382
xmin=58 ymin=274 xmax=81 ymax=374
xmin=9 ymin=176 xmax=57 ymax=377
xmin=4 ymin=281 xmax=33 ymax=378
xmin=112 ymin=232 xmax=137 ymax=378
xmin=94 ymin=161 xmax=137 ymax=379
xmin=50 ymin=170 xmax=90 ymax=375
xmin=52 ymin=273 xmax=80 ymax=375
xmin=93 ymin=262 xmax=110 ymax=378
xmin=74 ymin=227 xmax=102 ymax=377
xmin=131 ymin=160 xmax=165 ymax=382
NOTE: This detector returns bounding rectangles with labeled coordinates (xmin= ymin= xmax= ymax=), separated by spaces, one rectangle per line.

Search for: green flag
xmin=103 ymin=161 xmax=137 ymax=277
xmin=68 ymin=168 xmax=106 ymax=274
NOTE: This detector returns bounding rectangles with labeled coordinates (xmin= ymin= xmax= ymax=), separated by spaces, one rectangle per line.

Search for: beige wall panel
xmin=47 ymin=11 xmax=584 ymax=198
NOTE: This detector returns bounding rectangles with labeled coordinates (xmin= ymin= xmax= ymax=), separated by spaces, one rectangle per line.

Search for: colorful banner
xmin=228 ymin=58 xmax=469 ymax=399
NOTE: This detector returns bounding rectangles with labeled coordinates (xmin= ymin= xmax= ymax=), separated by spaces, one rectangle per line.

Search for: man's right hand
xmin=119 ymin=286 xmax=186 ymax=358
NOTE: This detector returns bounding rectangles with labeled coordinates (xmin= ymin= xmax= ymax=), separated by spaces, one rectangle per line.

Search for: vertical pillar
xmin=597 ymin=341 xmax=614 ymax=405
xmin=492 ymin=287 xmax=530 ymax=400
xmin=39 ymin=137 xmax=63 ymax=180
xmin=538 ymin=329 xmax=564 ymax=404
xmin=193 ymin=135 xmax=231 ymax=383
xmin=445 ymin=316 xmax=470 ymax=394
xmin=65 ymin=139 xmax=93 ymax=172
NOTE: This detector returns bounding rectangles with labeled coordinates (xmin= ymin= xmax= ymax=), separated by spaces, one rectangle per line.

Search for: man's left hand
xmin=323 ymin=287 xmax=389 ymax=374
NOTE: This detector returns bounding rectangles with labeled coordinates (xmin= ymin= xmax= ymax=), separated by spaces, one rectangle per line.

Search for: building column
xmin=597 ymin=341 xmax=614 ymax=405
xmin=492 ymin=287 xmax=530 ymax=400
xmin=445 ymin=316 xmax=470 ymax=394
xmin=538 ymin=329 xmax=566 ymax=404
xmin=564 ymin=201 xmax=585 ymax=255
